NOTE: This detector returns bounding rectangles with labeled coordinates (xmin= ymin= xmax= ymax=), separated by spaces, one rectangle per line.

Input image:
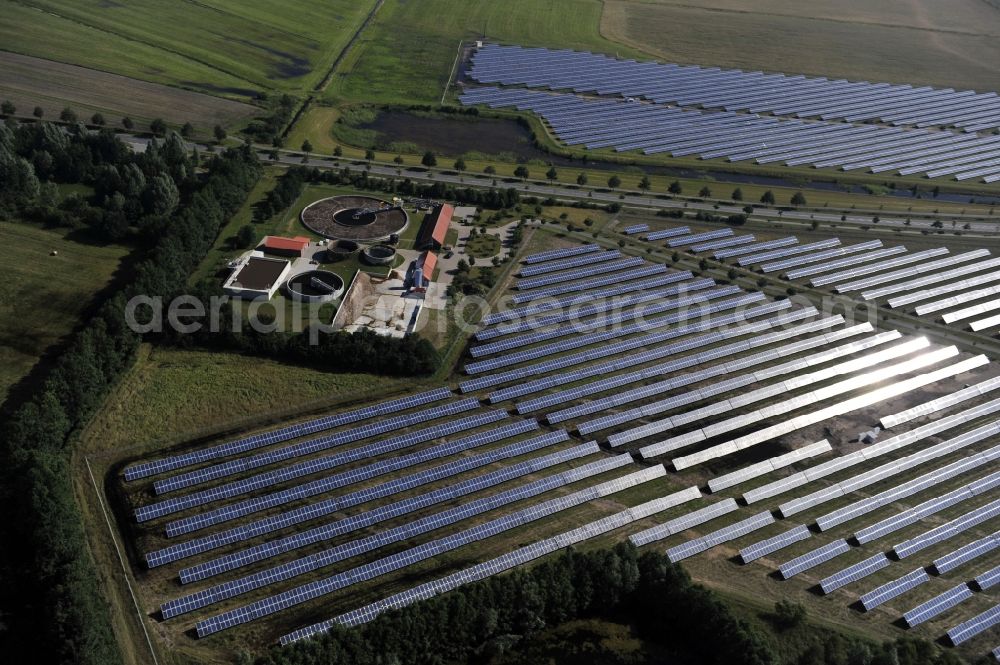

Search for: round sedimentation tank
xmin=362 ymin=243 xmax=397 ymax=266
xmin=285 ymin=270 xmax=345 ymax=303
xmin=328 ymin=239 xmax=359 ymax=257
xmin=300 ymin=195 xmax=408 ymax=242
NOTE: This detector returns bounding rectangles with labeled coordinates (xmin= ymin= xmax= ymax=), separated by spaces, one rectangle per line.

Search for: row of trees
xmin=0 ymin=101 xmax=230 ymax=140
xmin=254 ymin=166 xmax=308 ymax=221
xmin=0 ymin=138 xmax=262 ymax=665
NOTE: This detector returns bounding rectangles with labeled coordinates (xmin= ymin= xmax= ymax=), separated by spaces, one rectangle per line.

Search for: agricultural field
xmin=601 ymin=0 xmax=1000 ymax=92
xmin=0 ymin=221 xmax=129 ymax=403
xmin=0 ymin=51 xmax=258 ymax=133
xmin=0 ymin=0 xmax=375 ymax=99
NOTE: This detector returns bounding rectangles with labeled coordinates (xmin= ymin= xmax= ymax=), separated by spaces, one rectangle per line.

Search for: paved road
xmin=119 ymin=136 xmax=1000 ymax=234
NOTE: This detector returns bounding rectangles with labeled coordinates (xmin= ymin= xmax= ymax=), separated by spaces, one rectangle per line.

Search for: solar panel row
xmin=517 ymin=249 xmax=622 ymax=277
xmin=488 ymin=308 xmax=824 ymax=407
xmin=947 ymin=604 xmax=1000 ymax=645
xmin=673 ymin=354 xmax=987 ymax=470
xmin=123 ymin=387 xmax=453 ymax=481
xmin=629 ymin=332 xmax=913 ymax=453
xmin=861 ymin=569 xmax=929 ymax=611
xmin=665 ymin=512 xmax=774 ymax=563
xmin=510 ymin=264 xmax=668 ymax=304
xmin=820 ymin=553 xmax=890 ymax=594
xmin=137 ymin=408 xmax=508 ymax=523
xmin=470 ymin=284 xmax=738 ymax=361
xmin=779 ymin=540 xmax=851 ymax=579
xmin=148 ymin=430 xmax=577 ymax=568
xmin=903 ymin=583 xmax=974 ymax=627
xmin=740 ymin=525 xmax=812 ymax=564
xmin=279 ymin=482 xmax=701 ymax=643
xmin=196 ymin=466 xmax=667 ymax=636
xmin=708 ymin=440 xmax=832 ymax=493
xmin=474 ymin=278 xmax=711 ymax=341
xmin=152 ymin=397 xmax=482 ymax=496
xmin=462 ymin=301 xmax=799 ymax=394
xmin=162 ymin=452 xmax=635 ymax=617
xmin=743 ymin=379 xmax=999 ymax=505
xmin=478 ymin=271 xmax=692 ymax=327
xmin=551 ymin=322 xmax=868 ymax=426
xmin=523 ymin=243 xmax=599 ymax=264
xmin=629 ymin=499 xmax=739 ymax=547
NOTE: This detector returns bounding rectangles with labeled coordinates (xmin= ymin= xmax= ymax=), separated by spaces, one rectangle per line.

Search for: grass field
xmin=83 ymin=344 xmax=414 ymax=456
xmin=0 ymin=51 xmax=258 ymax=133
xmin=1 ymin=0 xmax=376 ymax=99
xmin=0 ymin=221 xmax=129 ymax=404
xmin=325 ymin=0 xmax=647 ymax=105
xmin=601 ymin=0 xmax=1000 ymax=92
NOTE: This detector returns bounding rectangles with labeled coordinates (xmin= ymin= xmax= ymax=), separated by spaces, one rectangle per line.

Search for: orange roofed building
xmin=417 ymin=203 xmax=453 ymax=250
xmin=260 ymin=235 xmax=311 ymax=257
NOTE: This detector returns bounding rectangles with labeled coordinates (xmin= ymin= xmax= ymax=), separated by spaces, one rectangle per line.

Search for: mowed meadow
xmin=0 ymin=0 xmax=376 ymax=101
xmin=601 ymin=0 xmax=1000 ymax=92
xmin=0 ymin=221 xmax=129 ymax=402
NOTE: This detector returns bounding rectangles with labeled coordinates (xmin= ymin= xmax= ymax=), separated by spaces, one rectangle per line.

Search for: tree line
xmin=0 ymin=125 xmax=261 ymax=664
xmin=249 ymin=543 xmax=964 ymax=665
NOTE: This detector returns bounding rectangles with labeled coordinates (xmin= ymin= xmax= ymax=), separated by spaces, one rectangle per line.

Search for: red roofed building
xmin=261 ymin=235 xmax=311 ymax=257
xmin=410 ymin=250 xmax=437 ymax=293
xmin=417 ymin=203 xmax=452 ymax=250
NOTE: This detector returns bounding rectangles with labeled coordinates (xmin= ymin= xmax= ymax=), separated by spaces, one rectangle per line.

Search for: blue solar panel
xmin=123 ymin=388 xmax=453 ymax=481
xmin=146 ymin=430 xmax=575 ymax=568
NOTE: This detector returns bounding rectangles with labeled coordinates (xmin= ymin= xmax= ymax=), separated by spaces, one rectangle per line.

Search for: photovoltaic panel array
xmin=645 ymin=227 xmax=690 ymax=241
xmin=891 ymin=498 xmax=1000 ymax=559
xmin=162 ymin=410 xmax=516 ymax=536
xmin=778 ymin=540 xmax=850 ymax=579
xmin=819 ymin=553 xmax=890 ymax=594
xmin=629 ymin=499 xmax=739 ymax=547
xmin=665 ymin=511 xmax=774 ymax=563
xmin=196 ymin=466 xmax=667 ymax=636
xmin=462 ymin=301 xmax=799 ymax=394
xmin=622 ymin=224 xmax=648 ymax=235
xmin=947 ymin=605 xmax=1000 ymax=645
xmin=493 ymin=309 xmax=828 ymax=408
xmin=152 ymin=397 xmax=482 ymax=496
xmin=812 ymin=248 xmax=949 ymax=288
xmin=515 ymin=256 xmax=644 ymax=290
xmin=517 ymin=250 xmax=621 ymax=277
xmin=673 ymin=353 xmax=988 ymax=470
xmin=933 ymin=532 xmax=1000 ymax=575
xmin=479 ymin=270 xmax=692 ymax=326
xmin=529 ymin=317 xmax=849 ymax=422
xmin=147 ymin=430 xmax=576 ymax=568
xmin=715 ymin=236 xmax=797 ymax=260
xmin=523 ymin=243 xmax=599 ymax=264
xmin=176 ymin=439 xmax=604 ymax=582
xmin=469 ymin=44 xmax=1000 ymax=134
xmin=860 ymin=569 xmax=929 ymax=611
xmin=280 ymin=482 xmax=701 ymax=643
xmin=787 ymin=431 xmax=1000 ymax=523
xmin=881 ymin=375 xmax=1000 ymax=428
xmin=761 ymin=240 xmax=883 ymax=274
xmin=510 ymin=263 xmax=667 ymax=303
xmin=708 ymin=440 xmax=832 ymax=493
xmin=740 ymin=525 xmax=811 ymax=564
xmin=161 ymin=452 xmax=636 ymax=618
xmin=475 ymin=277 xmax=715 ymax=344
xmin=903 ymin=584 xmax=974 ymax=627
xmin=137 ymin=406 xmax=505 ymax=523
xmin=976 ymin=565 xmax=1000 ymax=590
xmin=470 ymin=284 xmax=739 ymax=360
xmin=892 ymin=270 xmax=1000 ymax=309
xmin=553 ymin=321 xmax=868 ymax=427
xmin=123 ymin=387 xmax=453 ymax=481
xmin=744 ymin=394 xmax=1000 ymax=506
